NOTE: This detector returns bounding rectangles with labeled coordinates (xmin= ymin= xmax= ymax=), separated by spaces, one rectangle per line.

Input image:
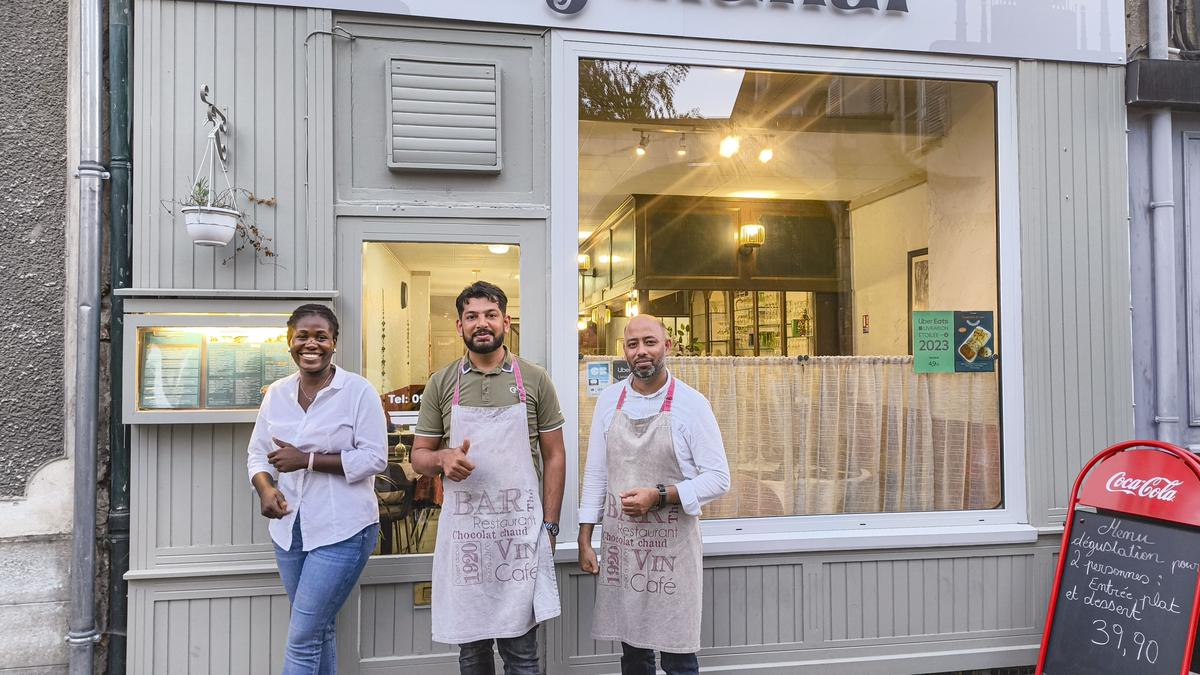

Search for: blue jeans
xmin=458 ymin=625 xmax=539 ymax=675
xmin=274 ymin=517 xmax=378 ymax=675
xmin=620 ymin=643 xmax=699 ymax=675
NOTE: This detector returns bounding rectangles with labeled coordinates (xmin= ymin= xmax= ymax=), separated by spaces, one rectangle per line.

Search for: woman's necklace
xmin=298 ymin=367 xmax=335 ymax=405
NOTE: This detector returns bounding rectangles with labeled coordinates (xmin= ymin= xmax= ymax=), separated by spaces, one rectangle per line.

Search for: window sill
xmin=555 ymin=523 xmax=1039 ymax=563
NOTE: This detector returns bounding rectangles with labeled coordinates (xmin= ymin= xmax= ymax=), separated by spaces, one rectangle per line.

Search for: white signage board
xmin=228 ymin=0 xmax=1124 ymax=65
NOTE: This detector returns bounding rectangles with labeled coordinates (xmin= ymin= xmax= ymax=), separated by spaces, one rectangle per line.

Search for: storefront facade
xmin=123 ymin=1 xmax=1131 ymax=672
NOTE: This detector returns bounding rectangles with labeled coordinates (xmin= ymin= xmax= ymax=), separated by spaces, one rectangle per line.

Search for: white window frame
xmin=548 ymin=31 xmax=1031 ymax=557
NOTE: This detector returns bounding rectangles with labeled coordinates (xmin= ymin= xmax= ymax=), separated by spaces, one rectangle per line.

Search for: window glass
xmin=577 ymin=60 xmax=1000 ymax=518
xmin=362 ymin=242 xmax=521 ymax=555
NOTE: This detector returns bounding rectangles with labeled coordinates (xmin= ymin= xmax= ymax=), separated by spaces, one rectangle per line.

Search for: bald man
xmin=577 ymin=315 xmax=730 ymax=675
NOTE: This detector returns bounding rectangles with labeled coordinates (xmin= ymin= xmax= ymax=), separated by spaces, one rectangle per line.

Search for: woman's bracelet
xmin=307 ymin=452 xmax=316 ymax=472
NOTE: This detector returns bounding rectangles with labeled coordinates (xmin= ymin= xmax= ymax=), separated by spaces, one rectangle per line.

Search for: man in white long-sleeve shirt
xmin=578 ymin=315 xmax=730 ymax=675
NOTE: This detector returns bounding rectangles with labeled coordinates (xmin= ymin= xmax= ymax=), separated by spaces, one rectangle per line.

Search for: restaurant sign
xmin=222 ymin=0 xmax=1124 ymax=65
xmin=547 ymin=0 xmax=910 ymax=15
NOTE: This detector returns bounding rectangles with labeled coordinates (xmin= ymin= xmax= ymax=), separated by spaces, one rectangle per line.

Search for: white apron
xmin=592 ymin=380 xmax=703 ymax=654
xmin=431 ymin=358 xmax=561 ymax=644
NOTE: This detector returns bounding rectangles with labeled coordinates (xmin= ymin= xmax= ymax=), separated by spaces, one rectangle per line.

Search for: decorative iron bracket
xmin=199 ymin=85 xmax=229 ymax=162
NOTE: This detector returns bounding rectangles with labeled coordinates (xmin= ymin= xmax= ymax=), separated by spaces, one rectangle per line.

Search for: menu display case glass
xmin=123 ymin=308 xmax=307 ymax=423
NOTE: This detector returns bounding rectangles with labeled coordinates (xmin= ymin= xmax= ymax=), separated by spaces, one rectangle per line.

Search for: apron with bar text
xmin=592 ymin=380 xmax=703 ymax=653
xmin=431 ymin=358 xmax=561 ymax=644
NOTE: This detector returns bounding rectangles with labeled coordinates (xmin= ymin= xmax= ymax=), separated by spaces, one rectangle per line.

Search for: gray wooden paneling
xmin=549 ymin=547 xmax=1052 ymax=673
xmin=823 ymin=555 xmax=1037 ymax=642
xmin=132 ymin=0 xmax=334 ymax=290
xmin=359 ymin=583 xmax=455 ymax=659
xmin=131 ymin=580 xmax=292 ymax=675
xmin=1017 ymin=62 xmax=1134 ymax=525
xmin=132 ymin=424 xmax=272 ymax=570
xmin=332 ymin=17 xmax=547 ymax=206
xmin=1183 ymin=133 xmax=1200 ymax=428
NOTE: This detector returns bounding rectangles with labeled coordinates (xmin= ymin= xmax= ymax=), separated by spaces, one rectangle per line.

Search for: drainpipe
xmin=1148 ymin=0 xmax=1181 ymax=444
xmin=67 ymin=0 xmax=106 ymax=670
xmin=106 ymin=0 xmax=133 ymax=671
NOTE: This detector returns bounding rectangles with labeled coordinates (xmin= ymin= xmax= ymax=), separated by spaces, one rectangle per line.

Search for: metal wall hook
xmin=199 ymin=85 xmax=229 ymax=162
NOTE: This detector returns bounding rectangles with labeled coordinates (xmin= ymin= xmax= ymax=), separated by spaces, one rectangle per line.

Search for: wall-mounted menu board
xmin=137 ymin=326 xmax=296 ymax=414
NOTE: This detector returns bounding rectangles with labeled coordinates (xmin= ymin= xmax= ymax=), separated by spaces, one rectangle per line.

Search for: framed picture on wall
xmin=907 ymin=248 xmax=929 ymax=354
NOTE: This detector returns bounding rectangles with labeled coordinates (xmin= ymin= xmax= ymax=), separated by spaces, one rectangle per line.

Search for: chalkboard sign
xmin=1037 ymin=441 xmax=1200 ymax=675
xmin=1042 ymin=510 xmax=1199 ymax=674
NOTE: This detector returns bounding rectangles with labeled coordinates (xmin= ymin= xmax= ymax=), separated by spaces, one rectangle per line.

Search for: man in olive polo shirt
xmin=411 ymin=281 xmax=565 ymax=675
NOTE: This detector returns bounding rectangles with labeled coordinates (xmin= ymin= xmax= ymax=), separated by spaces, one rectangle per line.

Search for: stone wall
xmin=0 ymin=0 xmax=73 ymax=673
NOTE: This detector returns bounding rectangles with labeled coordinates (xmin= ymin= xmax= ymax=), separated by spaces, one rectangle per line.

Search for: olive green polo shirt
xmin=414 ymin=349 xmax=565 ymax=473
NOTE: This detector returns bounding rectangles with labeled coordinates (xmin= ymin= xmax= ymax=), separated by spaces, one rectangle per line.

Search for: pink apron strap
xmin=511 ymin=358 xmax=528 ymax=403
xmin=452 ymin=357 xmax=467 ymax=406
xmin=660 ymin=379 xmax=676 ymax=413
xmin=616 ymin=377 xmax=675 ymax=412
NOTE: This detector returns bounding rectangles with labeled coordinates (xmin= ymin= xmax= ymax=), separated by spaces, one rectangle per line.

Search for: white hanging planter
xmin=181 ymin=204 xmax=240 ymax=247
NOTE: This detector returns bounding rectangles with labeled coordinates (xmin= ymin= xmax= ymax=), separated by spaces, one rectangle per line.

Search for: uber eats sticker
xmin=913 ymin=311 xmax=995 ymax=374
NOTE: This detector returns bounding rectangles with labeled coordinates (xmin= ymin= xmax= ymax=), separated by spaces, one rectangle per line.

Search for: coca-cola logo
xmin=1105 ymin=472 xmax=1183 ymax=502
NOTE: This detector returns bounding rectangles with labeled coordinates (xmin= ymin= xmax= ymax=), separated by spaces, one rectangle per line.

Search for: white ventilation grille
xmin=388 ymin=57 xmax=502 ymax=172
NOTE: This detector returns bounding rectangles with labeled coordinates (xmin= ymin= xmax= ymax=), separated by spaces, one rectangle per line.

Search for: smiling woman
xmin=246 ymin=304 xmax=389 ymax=674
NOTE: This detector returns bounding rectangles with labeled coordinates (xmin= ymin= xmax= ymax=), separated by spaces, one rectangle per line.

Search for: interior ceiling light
xmin=635 ymin=132 xmax=650 ymax=157
xmin=719 ymin=134 xmax=741 ymax=158
xmin=758 ymin=147 xmax=774 ymax=163
xmin=487 ymin=244 xmax=510 ymax=255
xmin=676 ymin=134 xmax=688 ymax=157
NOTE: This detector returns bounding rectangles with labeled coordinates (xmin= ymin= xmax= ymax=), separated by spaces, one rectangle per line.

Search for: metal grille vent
xmin=388 ymin=57 xmax=502 ymax=172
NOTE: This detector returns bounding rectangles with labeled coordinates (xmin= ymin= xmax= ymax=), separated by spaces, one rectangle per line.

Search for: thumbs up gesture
xmin=441 ymin=438 xmax=475 ymax=482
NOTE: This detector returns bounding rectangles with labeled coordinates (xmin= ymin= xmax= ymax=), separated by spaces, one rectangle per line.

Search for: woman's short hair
xmin=287 ymin=304 xmax=339 ymax=341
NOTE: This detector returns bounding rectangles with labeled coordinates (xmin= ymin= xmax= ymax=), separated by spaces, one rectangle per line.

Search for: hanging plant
xmin=180 ymin=177 xmax=239 ymax=247
xmin=177 ymin=85 xmax=277 ymax=263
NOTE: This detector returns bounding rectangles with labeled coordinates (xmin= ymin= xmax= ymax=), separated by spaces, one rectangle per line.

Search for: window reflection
xmin=577 ymin=60 xmax=1001 ymax=518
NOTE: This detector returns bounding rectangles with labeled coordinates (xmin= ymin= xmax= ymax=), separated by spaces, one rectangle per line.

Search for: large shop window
xmin=362 ymin=242 xmax=521 ymax=555
xmin=577 ymin=60 xmax=1001 ymax=519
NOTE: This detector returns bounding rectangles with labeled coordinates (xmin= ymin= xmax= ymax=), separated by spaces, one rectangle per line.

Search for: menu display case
xmin=121 ymin=301 xmax=317 ymax=423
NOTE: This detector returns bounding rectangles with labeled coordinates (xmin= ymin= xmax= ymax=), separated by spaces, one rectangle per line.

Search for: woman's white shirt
xmin=247 ymin=367 xmax=388 ymax=551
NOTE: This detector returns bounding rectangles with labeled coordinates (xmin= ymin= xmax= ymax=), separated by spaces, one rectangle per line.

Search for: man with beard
xmin=411 ymin=281 xmax=565 ymax=675
xmin=578 ymin=314 xmax=730 ymax=675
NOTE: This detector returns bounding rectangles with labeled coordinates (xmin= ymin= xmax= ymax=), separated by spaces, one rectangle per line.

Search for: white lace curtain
xmin=578 ymin=356 xmax=1001 ymax=518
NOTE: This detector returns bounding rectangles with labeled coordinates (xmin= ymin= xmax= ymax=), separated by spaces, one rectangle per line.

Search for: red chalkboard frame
xmin=1036 ymin=439 xmax=1200 ymax=674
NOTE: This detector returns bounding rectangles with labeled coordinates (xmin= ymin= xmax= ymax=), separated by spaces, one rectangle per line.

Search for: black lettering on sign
xmin=547 ymin=0 xmax=910 ymax=16
xmin=1043 ymin=511 xmax=1200 ymax=674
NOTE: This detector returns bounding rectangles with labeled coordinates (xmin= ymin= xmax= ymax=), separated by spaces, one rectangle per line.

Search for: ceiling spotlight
xmin=635 ymin=132 xmax=650 ymax=157
xmin=487 ymin=244 xmax=510 ymax=255
xmin=758 ymin=147 xmax=774 ymax=163
xmin=719 ymin=135 xmax=741 ymax=158
xmin=676 ymin=134 xmax=688 ymax=157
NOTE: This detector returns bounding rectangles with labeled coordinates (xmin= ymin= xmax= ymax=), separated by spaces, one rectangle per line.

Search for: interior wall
xmin=850 ymin=184 xmax=930 ymax=355
xmin=410 ymin=272 xmax=432 ymax=381
xmin=849 ymin=83 xmax=999 ymax=356
xmin=363 ymin=245 xmax=412 ymax=392
xmin=925 ymin=84 xmax=1000 ymax=317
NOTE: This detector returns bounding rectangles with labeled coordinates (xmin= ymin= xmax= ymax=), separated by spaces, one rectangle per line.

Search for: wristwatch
xmin=543 ymin=521 xmax=560 ymax=537
xmin=656 ymin=483 xmax=669 ymax=509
